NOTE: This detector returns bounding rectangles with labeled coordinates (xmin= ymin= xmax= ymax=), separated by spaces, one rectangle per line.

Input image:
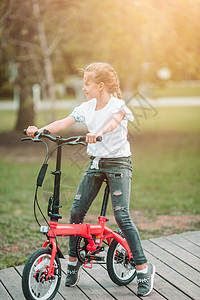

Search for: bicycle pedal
xmin=86 ymin=255 xmax=105 ymax=262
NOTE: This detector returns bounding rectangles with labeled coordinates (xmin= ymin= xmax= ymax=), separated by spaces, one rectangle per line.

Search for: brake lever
xmin=21 ymin=137 xmax=42 ymax=143
xmin=75 ymin=137 xmax=86 ymax=146
xmin=66 ymin=141 xmax=86 ymax=146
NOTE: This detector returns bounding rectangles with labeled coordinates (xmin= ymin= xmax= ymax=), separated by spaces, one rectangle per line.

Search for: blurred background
xmin=0 ymin=0 xmax=199 ymax=269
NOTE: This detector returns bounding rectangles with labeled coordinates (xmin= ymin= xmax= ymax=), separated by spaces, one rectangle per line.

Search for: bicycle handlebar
xmin=22 ymin=129 xmax=102 ymax=145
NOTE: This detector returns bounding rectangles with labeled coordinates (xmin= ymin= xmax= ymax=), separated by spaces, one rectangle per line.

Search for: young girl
xmin=27 ymin=62 xmax=155 ymax=297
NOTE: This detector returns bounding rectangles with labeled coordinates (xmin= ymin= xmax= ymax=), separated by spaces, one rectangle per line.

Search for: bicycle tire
xmin=107 ymin=239 xmax=136 ymax=286
xmin=22 ymin=247 xmax=61 ymax=300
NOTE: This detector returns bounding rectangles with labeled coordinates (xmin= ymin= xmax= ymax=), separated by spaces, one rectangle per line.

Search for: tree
xmin=32 ymin=0 xmax=56 ymax=121
xmin=0 ymin=0 xmax=72 ymax=130
xmin=1 ymin=0 xmax=40 ymax=130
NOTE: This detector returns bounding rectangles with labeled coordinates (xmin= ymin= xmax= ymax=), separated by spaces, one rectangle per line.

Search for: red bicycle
xmin=21 ymin=130 xmax=136 ymax=300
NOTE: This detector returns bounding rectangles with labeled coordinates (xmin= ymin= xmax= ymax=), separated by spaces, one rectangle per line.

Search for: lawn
xmin=0 ymin=106 xmax=200 ymax=269
xmin=151 ymin=85 xmax=200 ymax=98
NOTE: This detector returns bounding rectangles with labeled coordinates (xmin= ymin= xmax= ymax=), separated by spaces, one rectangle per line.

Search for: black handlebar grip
xmin=97 ymin=136 xmax=102 ymax=142
xmin=23 ymin=129 xmax=39 ymax=136
xmin=43 ymin=129 xmax=51 ymax=135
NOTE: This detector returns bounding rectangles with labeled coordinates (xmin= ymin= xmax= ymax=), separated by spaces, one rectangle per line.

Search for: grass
xmin=132 ymin=133 xmax=200 ymax=215
xmin=0 ymin=106 xmax=200 ymax=269
xmin=0 ymin=109 xmax=71 ymax=132
xmin=151 ymin=86 xmax=200 ymax=98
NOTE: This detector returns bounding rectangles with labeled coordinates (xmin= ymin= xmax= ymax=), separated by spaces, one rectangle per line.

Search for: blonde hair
xmin=84 ymin=62 xmax=122 ymax=99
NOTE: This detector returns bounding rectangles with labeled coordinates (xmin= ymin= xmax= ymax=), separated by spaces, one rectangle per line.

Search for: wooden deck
xmin=0 ymin=231 xmax=200 ymax=299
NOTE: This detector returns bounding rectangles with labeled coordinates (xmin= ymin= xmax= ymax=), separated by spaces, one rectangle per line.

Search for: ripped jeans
xmin=68 ymin=157 xmax=147 ymax=266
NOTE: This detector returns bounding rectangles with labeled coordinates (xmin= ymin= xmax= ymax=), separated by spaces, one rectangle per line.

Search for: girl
xmin=27 ymin=62 xmax=155 ymax=297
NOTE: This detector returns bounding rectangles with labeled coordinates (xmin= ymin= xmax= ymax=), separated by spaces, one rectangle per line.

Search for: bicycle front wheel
xmin=107 ymin=239 xmax=136 ymax=286
xmin=22 ymin=247 xmax=61 ymax=300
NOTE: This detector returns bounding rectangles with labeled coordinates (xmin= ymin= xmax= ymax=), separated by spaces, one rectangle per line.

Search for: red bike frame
xmin=42 ymin=217 xmax=132 ymax=278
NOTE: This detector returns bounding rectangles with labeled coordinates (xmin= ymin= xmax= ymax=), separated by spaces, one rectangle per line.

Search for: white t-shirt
xmin=70 ymin=97 xmax=134 ymax=158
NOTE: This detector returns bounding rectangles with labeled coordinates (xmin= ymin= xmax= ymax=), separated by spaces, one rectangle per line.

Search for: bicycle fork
xmin=42 ymin=238 xmax=58 ymax=279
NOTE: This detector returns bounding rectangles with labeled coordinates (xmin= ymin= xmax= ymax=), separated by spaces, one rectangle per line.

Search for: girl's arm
xmin=86 ymin=109 xmax=126 ymax=143
xmin=26 ymin=116 xmax=77 ymax=138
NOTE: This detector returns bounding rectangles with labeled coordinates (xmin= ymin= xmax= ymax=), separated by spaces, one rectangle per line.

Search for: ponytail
xmin=114 ymin=70 xmax=122 ymax=99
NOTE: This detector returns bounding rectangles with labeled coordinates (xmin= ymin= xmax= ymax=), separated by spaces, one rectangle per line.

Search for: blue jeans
xmin=68 ymin=157 xmax=147 ymax=265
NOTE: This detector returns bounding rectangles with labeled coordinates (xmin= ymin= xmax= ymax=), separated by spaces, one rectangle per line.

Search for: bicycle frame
xmin=22 ymin=131 xmax=133 ymax=279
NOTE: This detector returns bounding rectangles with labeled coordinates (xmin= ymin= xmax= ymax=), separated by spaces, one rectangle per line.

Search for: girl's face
xmin=82 ymin=72 xmax=101 ymax=100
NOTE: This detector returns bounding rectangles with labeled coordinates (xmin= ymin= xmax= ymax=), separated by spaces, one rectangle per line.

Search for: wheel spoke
xmin=113 ymin=246 xmax=135 ymax=280
xmin=107 ymin=240 xmax=136 ymax=286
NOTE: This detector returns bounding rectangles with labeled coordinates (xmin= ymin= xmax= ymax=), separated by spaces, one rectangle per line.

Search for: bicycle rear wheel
xmin=22 ymin=247 xmax=61 ymax=300
xmin=107 ymin=239 xmax=136 ymax=286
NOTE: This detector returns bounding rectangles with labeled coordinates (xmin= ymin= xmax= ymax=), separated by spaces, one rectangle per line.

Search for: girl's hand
xmin=86 ymin=131 xmax=103 ymax=143
xmin=26 ymin=126 xmax=39 ymax=138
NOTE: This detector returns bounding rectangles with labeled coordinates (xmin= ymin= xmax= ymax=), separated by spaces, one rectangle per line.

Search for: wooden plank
xmin=15 ymin=265 xmax=24 ymax=274
xmin=143 ymin=250 xmax=193 ymax=300
xmin=0 ymin=267 xmax=25 ymax=299
xmin=150 ymin=236 xmax=200 ymax=272
xmin=180 ymin=231 xmax=200 ymax=246
xmin=143 ymin=239 xmax=200 ymax=286
xmin=165 ymin=234 xmax=200 ymax=258
xmin=85 ymin=263 xmax=139 ymax=299
xmin=152 ymin=273 xmax=191 ymax=300
xmin=0 ymin=281 xmax=12 ymax=300
xmin=61 ymin=258 xmax=112 ymax=299
xmin=142 ymin=240 xmax=200 ymax=299
xmin=80 ymin=270 xmax=114 ymax=300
